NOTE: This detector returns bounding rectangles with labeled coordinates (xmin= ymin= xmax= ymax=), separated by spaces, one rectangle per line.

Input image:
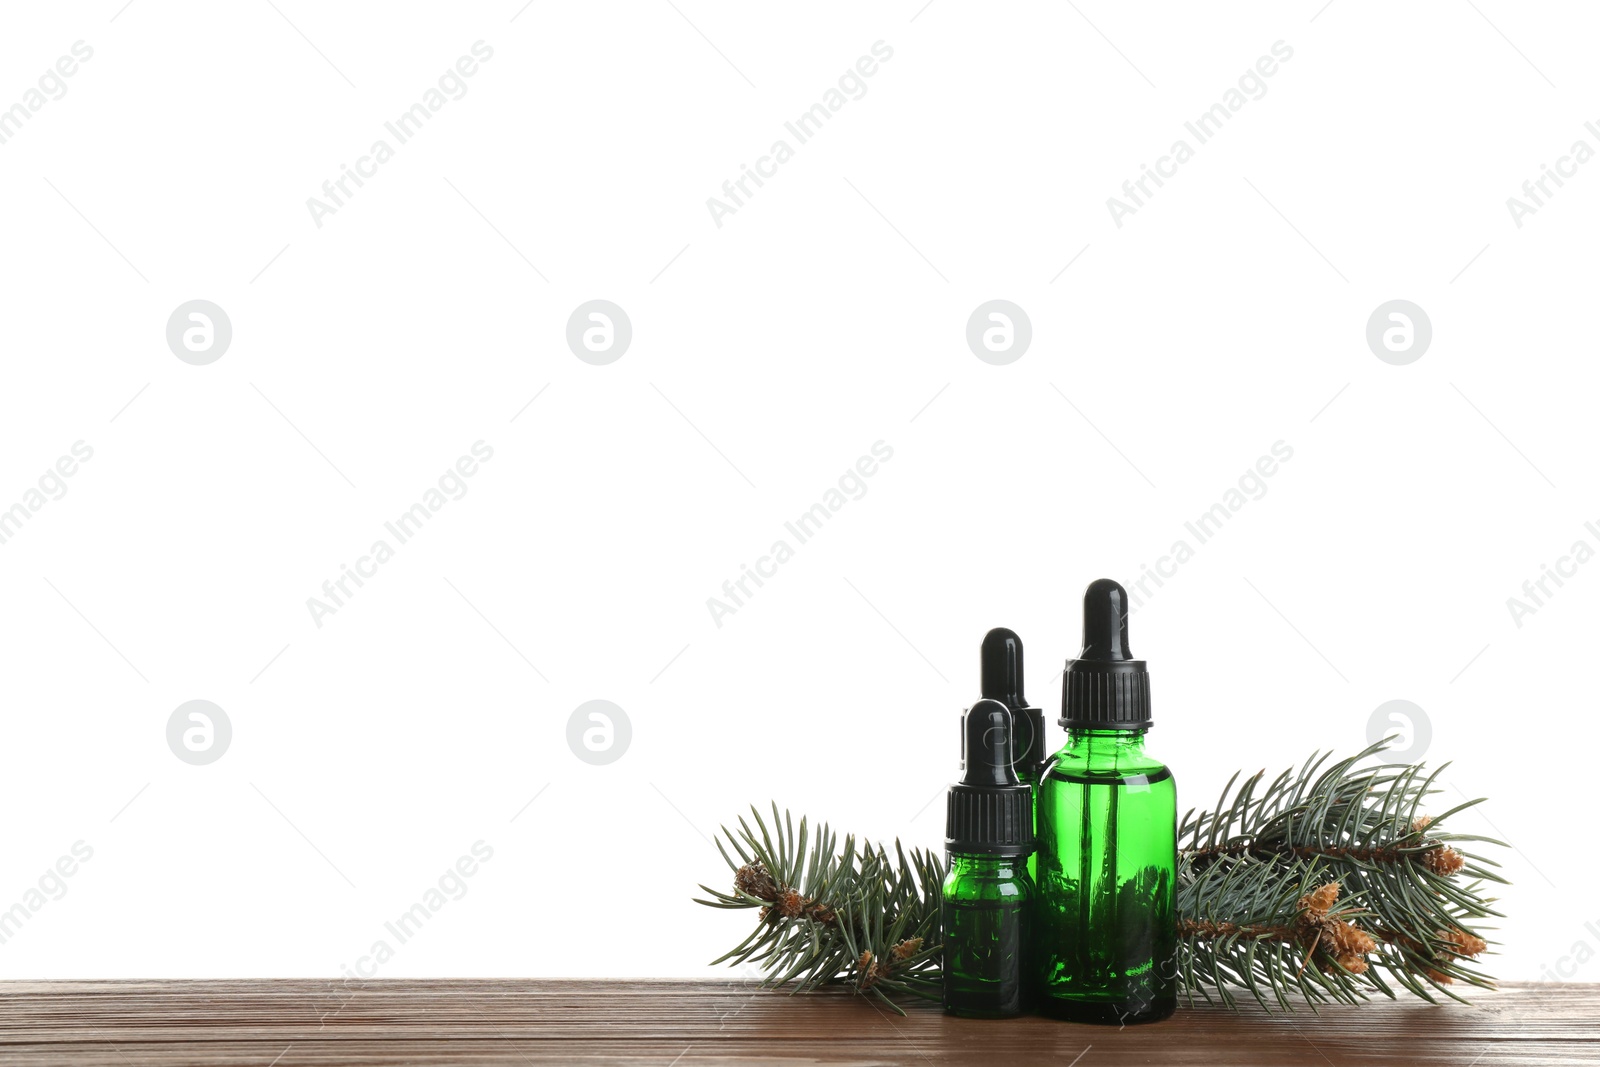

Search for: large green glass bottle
xmin=1035 ymin=580 xmax=1176 ymax=1023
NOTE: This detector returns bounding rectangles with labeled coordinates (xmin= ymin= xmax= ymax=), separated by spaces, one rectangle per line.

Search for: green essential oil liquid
xmin=1018 ymin=766 xmax=1041 ymax=887
xmin=941 ymin=854 xmax=1034 ymax=1018
xmin=1036 ymin=729 xmax=1176 ymax=1022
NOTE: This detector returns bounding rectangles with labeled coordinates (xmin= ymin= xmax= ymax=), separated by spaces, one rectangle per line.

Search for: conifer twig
xmin=1176 ymin=738 xmax=1503 ymax=1009
xmin=694 ymin=802 xmax=940 ymax=1013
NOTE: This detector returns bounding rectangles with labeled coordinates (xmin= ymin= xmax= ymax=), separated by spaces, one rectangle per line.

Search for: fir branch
xmin=694 ymin=802 xmax=941 ymax=1013
xmin=1176 ymin=738 xmax=1504 ymax=1010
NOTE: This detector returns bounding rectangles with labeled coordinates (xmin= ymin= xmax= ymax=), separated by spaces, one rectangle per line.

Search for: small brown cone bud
xmin=891 ymin=937 xmax=923 ymax=962
xmin=1329 ymin=921 xmax=1377 ymax=959
xmin=1421 ymin=847 xmax=1465 ymax=876
xmin=775 ymin=888 xmax=805 ymax=919
xmin=734 ymin=863 xmax=781 ymax=902
xmin=1299 ymin=882 xmax=1341 ymax=918
xmin=857 ymin=951 xmax=890 ymax=988
xmin=1437 ymin=928 xmax=1488 ymax=958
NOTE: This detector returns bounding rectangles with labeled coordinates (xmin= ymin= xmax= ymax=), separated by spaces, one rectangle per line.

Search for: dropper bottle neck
xmin=1067 ymin=727 xmax=1149 ymax=754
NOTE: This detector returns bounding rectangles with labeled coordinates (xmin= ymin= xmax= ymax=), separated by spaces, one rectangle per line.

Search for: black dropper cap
xmin=947 ymin=699 xmax=1034 ymax=856
xmin=1061 ymin=579 xmax=1152 ymax=730
xmin=980 ymin=627 xmax=1046 ymax=782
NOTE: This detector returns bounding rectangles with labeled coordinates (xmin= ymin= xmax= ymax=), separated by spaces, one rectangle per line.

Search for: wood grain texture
xmin=0 ymin=980 xmax=1594 ymax=1066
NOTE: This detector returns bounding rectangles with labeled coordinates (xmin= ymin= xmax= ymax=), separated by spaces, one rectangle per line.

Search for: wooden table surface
xmin=0 ymin=979 xmax=1593 ymax=1066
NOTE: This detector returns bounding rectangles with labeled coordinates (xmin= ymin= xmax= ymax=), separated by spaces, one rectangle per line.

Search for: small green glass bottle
xmin=942 ymin=698 xmax=1035 ymax=1018
xmin=1035 ymin=580 xmax=1177 ymax=1024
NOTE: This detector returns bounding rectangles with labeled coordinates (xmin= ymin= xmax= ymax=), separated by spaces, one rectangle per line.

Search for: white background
xmin=0 ymin=0 xmax=1595 ymax=985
